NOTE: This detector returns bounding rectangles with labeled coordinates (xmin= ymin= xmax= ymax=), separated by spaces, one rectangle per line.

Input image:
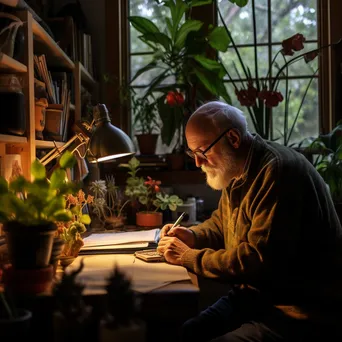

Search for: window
xmin=218 ymin=0 xmax=318 ymax=145
xmin=129 ymin=0 xmax=318 ymax=147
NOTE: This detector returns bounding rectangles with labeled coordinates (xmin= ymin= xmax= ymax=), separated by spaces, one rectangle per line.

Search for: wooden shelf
xmin=0 ymin=134 xmax=27 ymax=144
xmin=0 ymin=53 xmax=27 ymax=73
xmin=79 ymin=62 xmax=97 ymax=89
xmin=35 ymin=140 xmax=64 ymax=149
xmin=32 ymin=19 xmax=74 ymax=71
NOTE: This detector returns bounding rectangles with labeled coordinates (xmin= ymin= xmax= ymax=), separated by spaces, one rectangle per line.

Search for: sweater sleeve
xmin=181 ymin=159 xmax=304 ymax=283
xmin=188 ymin=193 xmax=226 ymax=250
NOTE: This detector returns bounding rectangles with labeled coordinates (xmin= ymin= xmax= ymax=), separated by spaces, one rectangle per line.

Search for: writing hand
xmin=157 ymin=236 xmax=190 ymax=265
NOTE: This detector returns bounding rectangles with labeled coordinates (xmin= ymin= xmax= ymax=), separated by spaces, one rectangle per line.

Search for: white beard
xmin=201 ymin=150 xmax=238 ymax=190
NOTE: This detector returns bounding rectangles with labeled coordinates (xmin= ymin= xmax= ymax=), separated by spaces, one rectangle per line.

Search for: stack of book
xmin=34 ymin=54 xmax=71 ymax=141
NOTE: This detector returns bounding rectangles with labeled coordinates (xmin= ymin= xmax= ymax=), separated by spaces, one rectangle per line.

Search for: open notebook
xmin=79 ymin=228 xmax=161 ymax=255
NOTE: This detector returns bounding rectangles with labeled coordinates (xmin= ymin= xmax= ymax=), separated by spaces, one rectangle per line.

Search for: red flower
xmin=144 ymin=176 xmax=161 ymax=192
xmin=258 ymin=87 xmax=269 ymax=101
xmin=235 ymin=82 xmax=258 ymax=107
xmin=166 ymin=91 xmax=185 ymax=106
xmin=304 ymin=50 xmax=318 ymax=63
xmin=264 ymin=91 xmax=284 ymax=108
xmin=281 ymin=33 xmax=305 ymax=56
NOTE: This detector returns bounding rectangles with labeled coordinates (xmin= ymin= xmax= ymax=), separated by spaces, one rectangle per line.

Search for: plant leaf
xmin=0 ymin=177 xmax=8 ymax=194
xmin=175 ymin=20 xmax=203 ymax=50
xmin=128 ymin=16 xmax=160 ymax=35
xmin=208 ymin=26 xmax=230 ymax=52
xmin=31 ymin=159 xmax=46 ymax=180
xmin=50 ymin=169 xmax=67 ymax=190
xmin=228 ymin=0 xmax=249 ymax=7
xmin=59 ymin=151 xmax=76 ymax=169
xmin=142 ymin=32 xmax=172 ymax=51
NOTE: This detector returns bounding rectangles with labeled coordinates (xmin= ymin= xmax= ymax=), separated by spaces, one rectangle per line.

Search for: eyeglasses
xmin=185 ymin=128 xmax=231 ymax=160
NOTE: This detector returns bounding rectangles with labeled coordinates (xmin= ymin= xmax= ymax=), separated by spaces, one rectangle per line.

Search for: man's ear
xmin=226 ymin=129 xmax=241 ymax=149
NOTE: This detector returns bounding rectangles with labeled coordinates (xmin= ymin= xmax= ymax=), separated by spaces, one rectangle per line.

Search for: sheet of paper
xmin=66 ymin=254 xmax=192 ymax=293
xmin=82 ymin=228 xmax=160 ymax=247
xmin=81 ymin=242 xmax=149 ymax=251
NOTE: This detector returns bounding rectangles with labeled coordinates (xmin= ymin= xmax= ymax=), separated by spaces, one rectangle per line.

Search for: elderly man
xmin=157 ymin=101 xmax=342 ymax=342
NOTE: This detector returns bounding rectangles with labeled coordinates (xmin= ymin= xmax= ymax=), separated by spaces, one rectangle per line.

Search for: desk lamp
xmin=39 ymin=104 xmax=136 ymax=167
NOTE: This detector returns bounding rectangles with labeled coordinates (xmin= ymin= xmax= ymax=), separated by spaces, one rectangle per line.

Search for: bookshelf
xmin=0 ymin=10 xmax=97 ymax=179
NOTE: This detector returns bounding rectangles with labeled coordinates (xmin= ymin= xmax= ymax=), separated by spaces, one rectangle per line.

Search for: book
xmin=79 ymin=228 xmax=161 ymax=255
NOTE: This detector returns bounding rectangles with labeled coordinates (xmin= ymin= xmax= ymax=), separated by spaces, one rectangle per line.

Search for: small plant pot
xmin=3 ymin=264 xmax=53 ymax=295
xmin=0 ymin=308 xmax=32 ymax=340
xmin=59 ymin=255 xmax=76 ymax=268
xmin=136 ymin=212 xmax=163 ymax=229
xmin=105 ymin=215 xmax=126 ymax=230
xmin=4 ymin=221 xmax=57 ymax=269
xmin=136 ymin=134 xmax=158 ymax=155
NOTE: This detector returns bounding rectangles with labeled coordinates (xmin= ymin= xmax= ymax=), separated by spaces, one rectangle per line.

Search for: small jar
xmin=0 ymin=74 xmax=26 ymax=136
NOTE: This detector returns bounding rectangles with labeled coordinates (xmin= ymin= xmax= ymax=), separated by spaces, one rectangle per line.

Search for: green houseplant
xmin=124 ymin=157 xmax=183 ymax=227
xmin=0 ymin=151 xmax=82 ymax=270
xmin=132 ymin=91 xmax=160 ymax=155
xmin=305 ymin=122 xmax=342 ymax=204
xmin=128 ymin=0 xmax=231 ymax=149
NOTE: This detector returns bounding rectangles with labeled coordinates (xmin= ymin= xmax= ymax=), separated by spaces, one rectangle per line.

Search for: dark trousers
xmin=180 ymin=290 xmax=338 ymax=342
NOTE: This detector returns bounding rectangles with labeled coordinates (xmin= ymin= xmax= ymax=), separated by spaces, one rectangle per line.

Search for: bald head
xmin=186 ymin=101 xmax=248 ymax=138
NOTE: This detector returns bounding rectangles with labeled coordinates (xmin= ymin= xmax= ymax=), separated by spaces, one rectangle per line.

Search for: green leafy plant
xmin=124 ymin=156 xmax=183 ymax=212
xmin=0 ymin=151 xmax=80 ymax=225
xmin=305 ymin=122 xmax=342 ymax=203
xmin=132 ymin=91 xmax=160 ymax=135
xmin=128 ymin=0 xmax=231 ymax=147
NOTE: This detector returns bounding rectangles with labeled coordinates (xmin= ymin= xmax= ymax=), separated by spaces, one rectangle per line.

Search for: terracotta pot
xmin=136 ymin=134 xmax=158 ymax=155
xmin=136 ymin=212 xmax=163 ymax=229
xmin=3 ymin=264 xmax=53 ymax=295
xmin=34 ymin=98 xmax=48 ymax=140
xmin=105 ymin=215 xmax=126 ymax=230
xmin=44 ymin=104 xmax=64 ymax=141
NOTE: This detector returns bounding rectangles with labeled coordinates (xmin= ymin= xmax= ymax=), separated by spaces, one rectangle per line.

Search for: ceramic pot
xmin=0 ymin=308 xmax=32 ymax=339
xmin=136 ymin=134 xmax=158 ymax=155
xmin=44 ymin=104 xmax=64 ymax=141
xmin=4 ymin=221 xmax=57 ymax=269
xmin=136 ymin=212 xmax=163 ymax=229
xmin=105 ymin=215 xmax=126 ymax=230
xmin=50 ymin=237 xmax=65 ymax=275
xmin=34 ymin=98 xmax=48 ymax=140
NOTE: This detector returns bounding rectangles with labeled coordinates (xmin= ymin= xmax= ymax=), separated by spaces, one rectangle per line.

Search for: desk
xmin=17 ymin=254 xmax=200 ymax=342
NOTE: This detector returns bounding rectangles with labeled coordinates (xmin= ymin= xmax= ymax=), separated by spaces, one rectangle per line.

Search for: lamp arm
xmin=39 ymin=133 xmax=90 ymax=166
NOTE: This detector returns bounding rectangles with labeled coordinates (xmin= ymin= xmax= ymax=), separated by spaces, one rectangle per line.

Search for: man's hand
xmin=157 ymin=236 xmax=190 ymax=265
xmin=160 ymin=225 xmax=195 ymax=248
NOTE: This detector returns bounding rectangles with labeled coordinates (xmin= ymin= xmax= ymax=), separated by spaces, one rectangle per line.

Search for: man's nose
xmin=195 ymin=155 xmax=205 ymax=168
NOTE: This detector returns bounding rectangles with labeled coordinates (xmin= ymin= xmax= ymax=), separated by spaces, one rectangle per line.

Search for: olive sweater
xmin=182 ymin=134 xmax=342 ymax=321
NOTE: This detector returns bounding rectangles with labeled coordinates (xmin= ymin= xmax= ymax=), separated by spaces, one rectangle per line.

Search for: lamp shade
xmin=89 ymin=104 xmax=135 ymax=163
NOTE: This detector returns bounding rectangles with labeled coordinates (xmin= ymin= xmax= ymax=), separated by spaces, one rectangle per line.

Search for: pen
xmin=168 ymin=212 xmax=186 ymax=235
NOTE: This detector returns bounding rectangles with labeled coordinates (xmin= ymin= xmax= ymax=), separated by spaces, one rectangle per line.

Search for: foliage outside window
xmin=218 ymin=0 xmax=319 ymax=145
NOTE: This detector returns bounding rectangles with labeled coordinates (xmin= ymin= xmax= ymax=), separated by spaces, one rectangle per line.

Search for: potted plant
xmin=0 ymin=151 xmax=79 ymax=272
xmin=0 ymin=289 xmax=32 ymax=339
xmin=128 ymin=0 xmax=231 ymax=152
xmin=55 ymin=188 xmax=92 ymax=266
xmin=99 ymin=263 xmax=145 ymax=342
xmin=305 ymin=121 xmax=342 ymax=221
xmin=89 ymin=176 xmax=130 ymax=230
xmin=132 ymin=91 xmax=160 ymax=155
xmin=216 ymin=5 xmax=342 ymax=145
xmin=124 ymin=157 xmax=183 ymax=228
xmin=52 ymin=258 xmax=92 ymax=342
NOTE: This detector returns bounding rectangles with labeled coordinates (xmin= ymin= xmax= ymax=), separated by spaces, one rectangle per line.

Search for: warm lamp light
xmin=39 ymin=104 xmax=136 ymax=166
xmin=88 ymin=104 xmax=135 ymax=163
